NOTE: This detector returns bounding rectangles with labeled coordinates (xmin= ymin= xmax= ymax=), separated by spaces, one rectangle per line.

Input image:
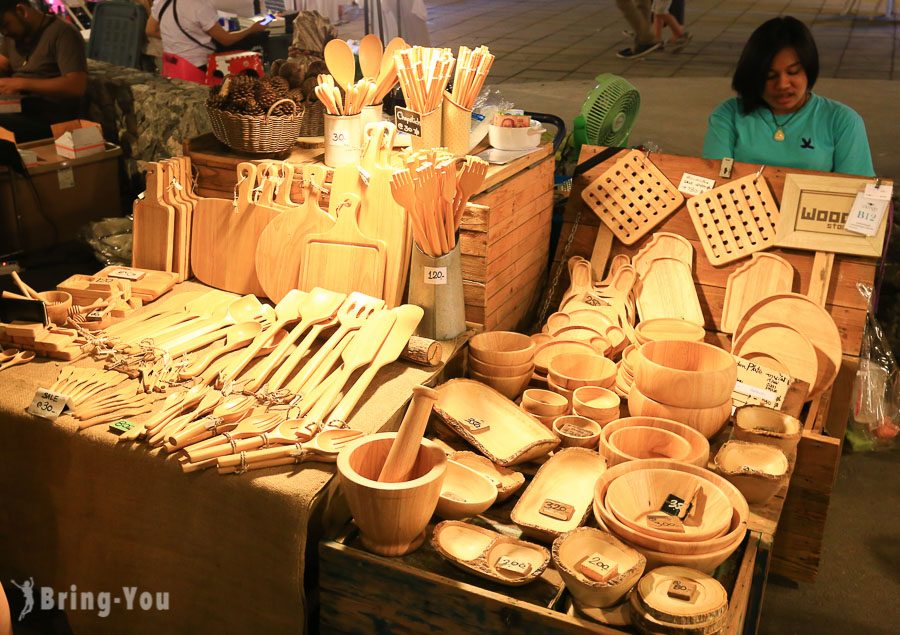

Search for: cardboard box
xmin=0 ymin=94 xmax=23 ymax=114
xmin=52 ymin=119 xmax=104 ymax=159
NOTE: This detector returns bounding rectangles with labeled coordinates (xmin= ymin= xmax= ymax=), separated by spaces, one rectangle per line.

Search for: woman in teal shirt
xmin=703 ymin=16 xmax=874 ymax=177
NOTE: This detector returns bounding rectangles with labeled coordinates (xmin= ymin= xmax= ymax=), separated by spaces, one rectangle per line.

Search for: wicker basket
xmin=207 ymin=98 xmax=304 ymax=154
xmin=300 ymin=99 xmax=324 ymax=137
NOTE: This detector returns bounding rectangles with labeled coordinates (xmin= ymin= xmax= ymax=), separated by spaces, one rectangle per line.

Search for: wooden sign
xmin=394 ymin=107 xmax=422 ymax=137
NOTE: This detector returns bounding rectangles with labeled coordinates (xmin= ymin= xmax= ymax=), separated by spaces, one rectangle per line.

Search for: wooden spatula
xmin=377 ymin=386 xmax=438 ymax=482
xmin=132 ymin=163 xmax=175 ymax=273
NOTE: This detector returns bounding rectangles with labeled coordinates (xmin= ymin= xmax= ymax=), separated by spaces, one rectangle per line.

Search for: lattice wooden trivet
xmin=580 ymin=149 xmax=684 ymax=245
xmin=686 ymin=173 xmax=780 ymax=266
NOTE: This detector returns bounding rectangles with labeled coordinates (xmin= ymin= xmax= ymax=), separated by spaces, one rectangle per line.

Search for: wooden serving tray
xmin=95 ymin=266 xmax=178 ymax=302
xmin=685 ymin=173 xmax=780 ymax=266
xmin=635 ymin=257 xmax=704 ymax=326
xmin=581 ymin=150 xmax=684 ymax=246
xmin=720 ymin=253 xmax=793 ymax=334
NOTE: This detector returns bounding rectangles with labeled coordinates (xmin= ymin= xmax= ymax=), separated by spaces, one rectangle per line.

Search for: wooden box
xmin=550 ymin=146 xmax=879 ymax=582
xmin=184 ymin=135 xmax=554 ymax=331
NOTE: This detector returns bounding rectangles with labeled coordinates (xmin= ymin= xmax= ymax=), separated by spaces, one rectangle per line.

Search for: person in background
xmin=615 ymin=0 xmax=660 ymax=60
xmin=146 ymin=0 xmax=269 ymax=71
xmin=651 ymin=0 xmax=691 ymax=52
xmin=703 ymin=16 xmax=874 ymax=176
xmin=0 ymin=0 xmax=87 ymax=142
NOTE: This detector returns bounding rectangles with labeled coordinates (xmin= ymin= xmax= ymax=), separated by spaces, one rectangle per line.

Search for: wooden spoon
xmin=166 ymin=394 xmax=255 ymax=450
xmin=152 ymin=294 xmax=262 ymax=351
xmin=216 ymin=428 xmax=364 ymax=473
xmin=150 ymin=389 xmax=223 ymax=446
xmin=177 ymin=322 xmax=262 ymax=379
xmin=183 ymin=412 xmax=283 ymax=464
xmin=359 ymin=33 xmax=383 ymax=79
xmin=0 ymin=350 xmax=35 ymax=372
xmin=324 ymin=38 xmax=356 ymax=94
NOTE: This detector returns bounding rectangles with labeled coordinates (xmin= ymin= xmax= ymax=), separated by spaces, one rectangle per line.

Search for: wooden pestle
xmin=377 ymin=385 xmax=438 ymax=483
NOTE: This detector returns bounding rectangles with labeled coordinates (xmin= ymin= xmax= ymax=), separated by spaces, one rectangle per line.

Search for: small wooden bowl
xmin=607 ymin=426 xmax=693 ymax=463
xmin=449 ymin=451 xmax=525 ymax=502
xmin=714 ymin=441 xmax=789 ymax=505
xmin=621 ymin=345 xmax=638 ymax=373
xmin=732 ymin=405 xmax=801 ymax=459
xmin=572 ymin=386 xmax=620 ymax=424
xmin=470 ymin=331 xmax=536 ymax=366
xmin=628 ymin=386 xmax=732 ymax=440
xmin=469 ymin=368 xmax=533 ymax=401
xmin=552 ymin=415 xmax=602 ymax=449
xmin=599 ymin=417 xmax=710 ymax=468
xmin=634 ymin=318 xmax=706 ymax=344
xmin=636 ymin=341 xmax=737 ymax=409
xmin=547 ymin=376 xmax=574 ymax=407
xmin=548 ymin=353 xmax=616 ymax=390
xmin=522 ymin=388 xmax=570 ymax=417
xmin=520 ymin=404 xmax=558 ymax=429
xmin=469 ymin=355 xmax=534 ymax=377
xmin=552 ymin=527 xmax=646 ymax=609
xmin=40 ymin=290 xmax=73 ymax=326
xmin=534 ymin=339 xmax=595 ymax=374
xmin=436 ymin=459 xmax=499 ymax=520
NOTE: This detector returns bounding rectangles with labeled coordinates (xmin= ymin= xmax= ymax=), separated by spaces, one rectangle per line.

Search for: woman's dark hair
xmin=732 ymin=16 xmax=819 ymax=114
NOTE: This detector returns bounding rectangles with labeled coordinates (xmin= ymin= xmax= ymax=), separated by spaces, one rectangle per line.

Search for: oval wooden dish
xmin=635 ymin=340 xmax=737 ymax=409
xmin=732 ymin=405 xmax=802 ymax=458
xmin=628 ymin=385 xmax=732 ymax=440
xmin=533 ymin=339 xmax=595 ymax=374
xmin=431 ymin=520 xmax=550 ymax=586
xmin=511 ymin=448 xmax=607 ymax=542
xmin=435 ymin=459 xmax=499 ymax=520
xmin=714 ymin=440 xmax=789 ymax=505
xmin=448 ymin=451 xmax=525 ymax=503
xmin=469 ymin=331 xmax=535 ymax=366
xmin=433 ymin=379 xmax=560 ymax=466
xmin=629 ymin=565 xmax=728 ymax=635
xmin=600 ymin=417 xmax=710 ymax=468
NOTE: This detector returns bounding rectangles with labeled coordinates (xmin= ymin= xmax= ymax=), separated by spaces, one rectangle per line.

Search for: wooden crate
xmin=184 ymin=135 xmax=554 ymax=331
xmin=549 ymin=146 xmax=879 ymax=582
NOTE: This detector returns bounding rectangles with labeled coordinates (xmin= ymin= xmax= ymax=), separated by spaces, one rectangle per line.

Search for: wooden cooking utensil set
xmin=315 ymin=74 xmax=374 ymax=116
xmin=322 ymin=36 xmax=407 ymax=112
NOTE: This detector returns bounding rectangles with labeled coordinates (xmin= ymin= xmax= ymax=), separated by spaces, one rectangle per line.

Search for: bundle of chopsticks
xmin=394 ymin=46 xmax=455 ymax=114
xmin=390 ymin=153 xmax=488 ymax=257
xmin=315 ymin=74 xmax=375 ymax=116
xmin=450 ymin=46 xmax=494 ymax=110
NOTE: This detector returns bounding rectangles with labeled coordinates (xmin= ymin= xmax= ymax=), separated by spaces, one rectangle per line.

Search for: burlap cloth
xmin=0 ymin=284 xmax=454 ymax=633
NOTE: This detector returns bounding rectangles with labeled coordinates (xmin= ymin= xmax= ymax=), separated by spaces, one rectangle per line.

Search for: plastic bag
xmin=847 ymin=282 xmax=899 ymax=450
xmin=80 ymin=216 xmax=133 ymax=267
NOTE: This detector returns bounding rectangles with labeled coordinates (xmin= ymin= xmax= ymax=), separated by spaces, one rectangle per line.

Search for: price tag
xmin=660 ymin=493 xmax=687 ymax=516
xmin=328 ymin=128 xmax=351 ymax=147
xmin=108 ymin=420 xmax=135 ymax=436
xmin=27 ymin=388 xmax=69 ymax=420
xmin=577 ymin=553 xmax=619 ymax=582
xmin=460 ymin=416 xmax=490 ymax=433
xmin=646 ymin=512 xmax=685 ymax=533
xmin=559 ymin=423 xmax=590 ymax=438
xmin=423 ymin=266 xmax=447 ymax=285
xmin=844 ymin=192 xmax=888 ymax=236
xmin=539 ymin=498 xmax=574 ymax=521
xmin=677 ymin=172 xmax=716 ymax=196
xmin=106 ymin=268 xmax=145 ymax=281
xmin=864 ymin=182 xmax=893 ymax=201
xmin=495 ymin=556 xmax=532 ymax=578
xmin=87 ymin=310 xmax=104 ymax=320
xmin=58 ymin=167 xmax=75 ymax=189
xmin=394 ymin=106 xmax=422 ymax=137
xmin=667 ymin=579 xmax=698 ymax=602
xmin=441 ymin=491 xmax=466 ymax=502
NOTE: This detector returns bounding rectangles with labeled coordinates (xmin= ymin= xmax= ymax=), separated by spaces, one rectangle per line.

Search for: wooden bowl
xmin=634 ymin=318 xmax=706 ymax=344
xmin=628 ymin=386 xmax=731 ymax=439
xmin=449 ymin=451 xmax=525 ymax=502
xmin=623 ymin=524 xmax=746 ymax=574
xmin=635 ymin=341 xmax=737 ymax=409
xmin=714 ymin=441 xmax=789 ymax=505
xmin=552 ymin=527 xmax=646 ymax=609
xmin=436 ymin=460 xmax=499 ymax=520
xmin=470 ymin=331 xmax=536 ymax=366
xmin=572 ymin=386 xmax=620 ymax=424
xmin=521 ymin=388 xmax=570 ymax=417
xmin=533 ymin=339 xmax=595 ymax=374
xmin=40 ymin=290 xmax=73 ymax=326
xmin=337 ymin=433 xmax=447 ymax=556
xmin=548 ymin=353 xmax=616 ymax=390
xmin=469 ymin=355 xmax=534 ymax=377
xmin=606 ymin=426 xmax=693 ymax=463
xmin=519 ymin=404 xmax=558 ymax=429
xmin=469 ymin=368 xmax=532 ymax=401
xmin=621 ymin=345 xmax=638 ymax=373
xmin=604 ymin=468 xmax=733 ymax=542
xmin=552 ymin=415 xmax=602 ymax=449
xmin=600 ymin=417 xmax=709 ymax=468
xmin=547 ymin=376 xmax=574 ymax=407
xmin=732 ymin=405 xmax=801 ymax=459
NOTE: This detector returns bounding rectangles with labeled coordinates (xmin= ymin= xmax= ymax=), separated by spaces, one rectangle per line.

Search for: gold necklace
xmin=768 ymin=94 xmax=809 ymax=142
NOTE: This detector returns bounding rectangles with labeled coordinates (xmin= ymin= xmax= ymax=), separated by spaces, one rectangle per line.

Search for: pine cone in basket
xmin=262 ymin=76 xmax=290 ymax=94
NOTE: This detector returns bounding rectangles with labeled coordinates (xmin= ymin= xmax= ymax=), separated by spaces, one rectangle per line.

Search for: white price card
xmin=106 ymin=268 xmax=145 ymax=281
xmin=677 ymin=173 xmax=716 ymax=196
xmin=58 ymin=167 xmax=75 ymax=189
xmin=844 ymin=192 xmax=888 ymax=236
xmin=423 ymin=266 xmax=447 ymax=285
xmin=27 ymin=388 xmax=69 ymax=420
xmin=864 ymin=182 xmax=893 ymax=201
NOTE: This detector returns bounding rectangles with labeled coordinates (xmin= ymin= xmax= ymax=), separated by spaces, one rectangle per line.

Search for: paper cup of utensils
xmin=405 ymin=104 xmax=443 ymax=152
xmin=407 ymin=241 xmax=466 ymax=341
xmin=442 ymin=92 xmax=473 ymax=156
xmin=323 ymin=113 xmax=363 ymax=167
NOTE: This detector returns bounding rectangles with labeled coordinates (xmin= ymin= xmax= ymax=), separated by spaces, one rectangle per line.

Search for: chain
xmin=536 ymin=197 xmax=583 ymax=327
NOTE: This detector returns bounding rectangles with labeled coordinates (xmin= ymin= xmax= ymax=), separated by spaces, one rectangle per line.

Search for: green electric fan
xmin=580 ymin=73 xmax=641 ymax=146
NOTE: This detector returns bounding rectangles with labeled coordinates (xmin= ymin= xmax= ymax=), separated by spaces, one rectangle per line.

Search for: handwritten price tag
xmin=423 ymin=266 xmax=447 ymax=285
xmin=329 ymin=129 xmax=351 ymax=147
xmin=660 ymin=493 xmax=687 ymax=516
xmin=495 ymin=556 xmax=532 ymax=577
xmin=394 ymin=106 xmax=422 ymax=137
xmin=106 ymin=268 xmax=145 ymax=281
xmin=27 ymin=388 xmax=69 ymax=420
xmin=577 ymin=553 xmax=619 ymax=582
xmin=108 ymin=420 xmax=135 ymax=436
xmin=647 ymin=512 xmax=685 ymax=533
xmin=539 ymin=498 xmax=574 ymax=521
xmin=460 ymin=416 xmax=490 ymax=433
xmin=667 ymin=579 xmax=698 ymax=602
xmin=677 ymin=172 xmax=716 ymax=196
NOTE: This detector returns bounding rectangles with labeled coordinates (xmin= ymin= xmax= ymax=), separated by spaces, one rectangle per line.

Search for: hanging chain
xmin=536 ymin=195 xmax=583 ymax=328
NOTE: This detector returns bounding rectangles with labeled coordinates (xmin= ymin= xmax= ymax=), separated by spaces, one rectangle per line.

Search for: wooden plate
xmin=635 ymin=258 xmax=704 ymax=326
xmin=731 ymin=322 xmax=818 ymax=389
xmin=733 ymin=293 xmax=841 ymax=398
xmin=533 ymin=339 xmax=595 ymax=374
xmin=632 ymin=232 xmax=693 ymax=277
xmin=720 ymin=253 xmax=793 ymax=334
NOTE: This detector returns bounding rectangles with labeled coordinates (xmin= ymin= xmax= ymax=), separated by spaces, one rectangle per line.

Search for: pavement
xmin=335 ymin=2 xmax=900 ymax=633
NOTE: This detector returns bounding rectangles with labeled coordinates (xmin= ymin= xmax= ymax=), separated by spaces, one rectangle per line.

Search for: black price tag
xmin=660 ymin=493 xmax=686 ymax=517
xmin=394 ymin=106 xmax=422 ymax=137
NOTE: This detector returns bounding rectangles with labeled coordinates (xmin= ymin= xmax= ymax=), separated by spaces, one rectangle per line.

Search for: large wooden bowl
xmin=470 ymin=331 xmax=535 ymax=366
xmin=521 ymin=389 xmax=570 ymax=418
xmin=604 ymin=468 xmax=733 ymax=541
xmin=628 ymin=386 xmax=731 ymax=439
xmin=714 ymin=441 xmax=789 ymax=505
xmin=606 ymin=426 xmax=693 ymax=462
xmin=549 ymin=353 xmax=616 ymax=390
xmin=732 ymin=405 xmax=801 ymax=459
xmin=552 ymin=415 xmax=602 ymax=449
xmin=469 ymin=368 xmax=533 ymax=400
xmin=599 ymin=417 xmax=710 ymax=468
xmin=572 ymin=386 xmax=620 ymax=424
xmin=435 ymin=459 xmax=499 ymax=520
xmin=622 ymin=524 xmax=746 ymax=574
xmin=552 ymin=527 xmax=646 ymax=609
xmin=469 ymin=355 xmax=535 ymax=378
xmin=635 ymin=340 xmax=737 ymax=408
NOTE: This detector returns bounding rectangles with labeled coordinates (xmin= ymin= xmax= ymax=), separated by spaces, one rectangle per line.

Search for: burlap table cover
xmin=0 ymin=284 xmax=450 ymax=633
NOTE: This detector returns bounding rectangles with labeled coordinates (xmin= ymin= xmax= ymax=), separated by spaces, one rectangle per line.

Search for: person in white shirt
xmin=146 ymin=0 xmax=268 ymax=70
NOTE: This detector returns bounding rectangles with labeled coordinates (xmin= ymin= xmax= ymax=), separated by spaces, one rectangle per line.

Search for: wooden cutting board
xmin=731 ymin=322 xmax=819 ymax=391
xmin=633 ymin=232 xmax=693 ymax=276
xmin=95 ymin=266 xmax=178 ymax=301
xmin=733 ymin=293 xmax=841 ymax=399
xmin=720 ymin=253 xmax=793 ymax=334
xmin=299 ymin=192 xmax=387 ymax=298
xmin=159 ymin=160 xmax=193 ymax=281
xmin=581 ymin=149 xmax=684 ymax=245
xmin=686 ymin=173 xmax=780 ymax=266
xmin=131 ymin=163 xmax=175 ymax=273
xmin=192 ymin=163 xmax=279 ymax=296
xmin=255 ymin=165 xmax=334 ymax=302
xmin=636 ymin=257 xmax=704 ymax=326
